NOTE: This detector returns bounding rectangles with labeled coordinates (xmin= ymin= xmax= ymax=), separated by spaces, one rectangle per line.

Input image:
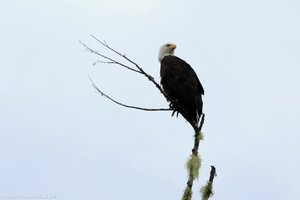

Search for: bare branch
xmin=201 ymin=166 xmax=216 ymax=200
xmin=89 ymin=76 xmax=172 ymax=112
xmin=89 ymin=36 xmax=173 ymax=103
xmin=91 ymin=35 xmax=140 ymax=68
xmin=79 ymin=40 xmax=142 ymax=74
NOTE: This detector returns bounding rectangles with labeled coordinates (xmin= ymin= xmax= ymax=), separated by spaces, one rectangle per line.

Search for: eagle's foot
xmin=171 ymin=110 xmax=180 ymax=117
xmin=169 ymin=100 xmax=180 ymax=118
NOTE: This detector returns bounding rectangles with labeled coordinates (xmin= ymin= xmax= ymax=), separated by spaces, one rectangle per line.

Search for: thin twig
xmin=93 ymin=60 xmax=115 ymax=65
xmin=89 ymin=76 xmax=172 ymax=112
xmin=90 ymin=36 xmax=173 ymax=103
xmin=79 ymin=40 xmax=142 ymax=74
xmin=91 ymin=35 xmax=141 ymax=68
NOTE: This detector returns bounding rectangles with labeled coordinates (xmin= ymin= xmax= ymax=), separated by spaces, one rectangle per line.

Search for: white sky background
xmin=1 ymin=0 xmax=300 ymax=199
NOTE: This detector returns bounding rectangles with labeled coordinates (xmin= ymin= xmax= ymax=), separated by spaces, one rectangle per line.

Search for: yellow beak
xmin=169 ymin=44 xmax=177 ymax=49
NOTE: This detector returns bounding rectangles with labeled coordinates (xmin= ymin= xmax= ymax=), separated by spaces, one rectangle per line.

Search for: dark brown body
xmin=160 ymin=55 xmax=204 ymax=126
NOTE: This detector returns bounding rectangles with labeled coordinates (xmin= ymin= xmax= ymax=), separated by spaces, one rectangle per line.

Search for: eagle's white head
xmin=158 ymin=43 xmax=177 ymax=62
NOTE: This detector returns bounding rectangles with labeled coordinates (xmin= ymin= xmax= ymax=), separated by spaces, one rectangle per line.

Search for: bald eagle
xmin=159 ymin=43 xmax=204 ymax=127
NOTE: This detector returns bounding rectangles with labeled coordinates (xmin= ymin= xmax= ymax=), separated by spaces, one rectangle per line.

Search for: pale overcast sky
xmin=1 ymin=0 xmax=300 ymax=200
